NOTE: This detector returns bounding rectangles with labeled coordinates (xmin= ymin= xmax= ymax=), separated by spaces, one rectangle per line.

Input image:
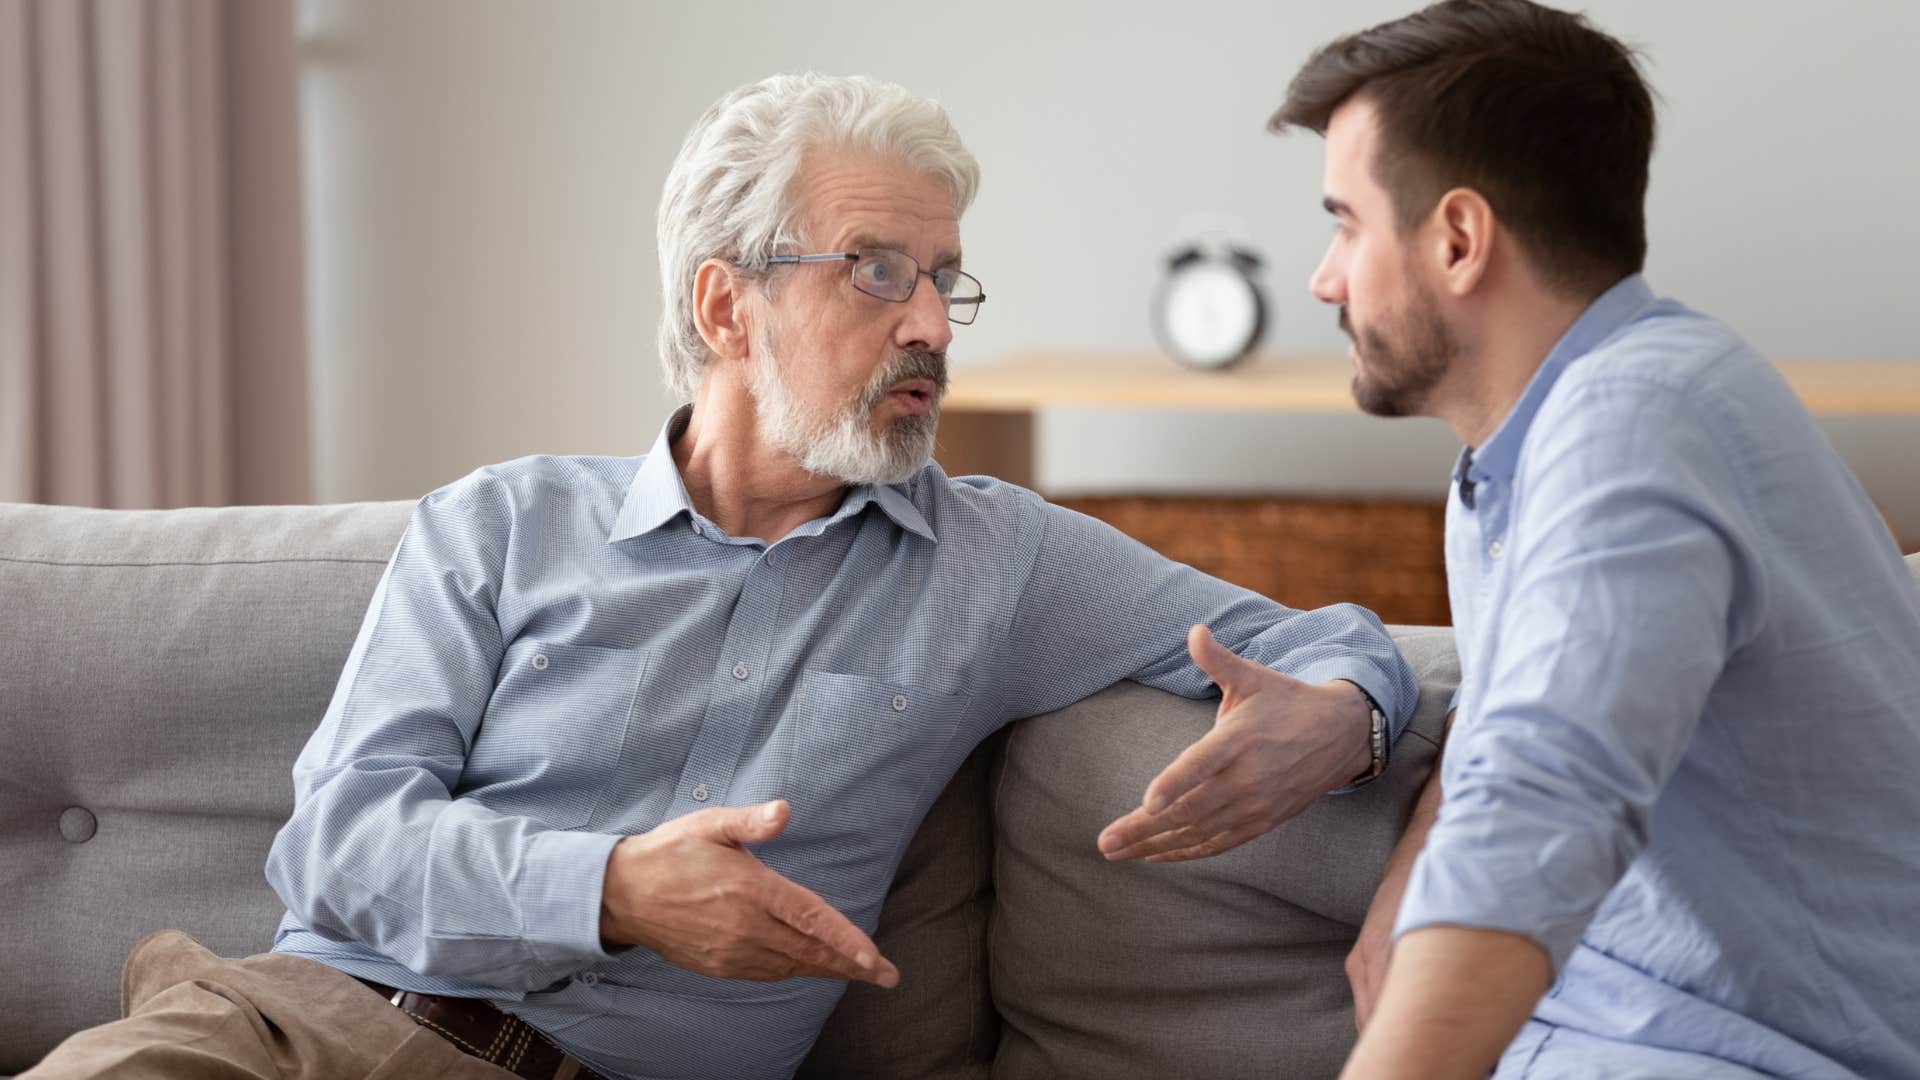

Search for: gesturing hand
xmin=1096 ymin=624 xmax=1374 ymax=863
xmin=600 ymin=800 xmax=899 ymax=988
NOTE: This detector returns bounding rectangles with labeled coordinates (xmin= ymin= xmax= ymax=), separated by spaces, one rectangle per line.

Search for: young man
xmin=24 ymin=74 xmax=1417 ymax=1080
xmin=1270 ymin=2 xmax=1920 ymax=1077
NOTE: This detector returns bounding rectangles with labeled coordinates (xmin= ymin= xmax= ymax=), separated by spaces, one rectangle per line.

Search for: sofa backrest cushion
xmin=985 ymin=626 xmax=1460 ymax=1079
xmin=0 ymin=500 xmax=415 ymax=1073
xmin=798 ymin=729 xmax=1004 ymax=1080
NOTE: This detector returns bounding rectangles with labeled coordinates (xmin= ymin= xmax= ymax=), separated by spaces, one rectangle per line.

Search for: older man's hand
xmin=1096 ymin=624 xmax=1374 ymax=862
xmin=600 ymin=800 xmax=899 ymax=988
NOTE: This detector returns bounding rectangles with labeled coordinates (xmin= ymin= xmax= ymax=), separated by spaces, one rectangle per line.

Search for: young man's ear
xmin=1431 ymin=188 xmax=1494 ymax=297
xmin=692 ymin=259 xmax=753 ymax=362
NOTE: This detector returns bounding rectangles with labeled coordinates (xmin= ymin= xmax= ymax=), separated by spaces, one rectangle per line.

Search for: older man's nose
xmin=898 ymin=275 xmax=954 ymax=353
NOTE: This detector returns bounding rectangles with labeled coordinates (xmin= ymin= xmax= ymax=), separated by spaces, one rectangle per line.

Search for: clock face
xmin=1159 ymin=260 xmax=1261 ymax=368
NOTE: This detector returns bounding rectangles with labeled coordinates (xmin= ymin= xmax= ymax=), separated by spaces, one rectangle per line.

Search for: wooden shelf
xmin=935 ymin=353 xmax=1920 ymax=487
xmin=946 ymin=355 xmax=1363 ymax=413
xmin=1768 ymin=361 xmax=1920 ymax=414
xmin=944 ymin=353 xmax=1920 ymax=415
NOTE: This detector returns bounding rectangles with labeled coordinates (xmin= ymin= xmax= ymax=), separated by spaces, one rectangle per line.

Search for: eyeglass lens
xmin=851 ymin=249 xmax=984 ymax=325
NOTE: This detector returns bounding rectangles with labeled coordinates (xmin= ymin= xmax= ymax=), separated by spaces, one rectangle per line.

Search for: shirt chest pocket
xmin=460 ymin=640 xmax=650 ymax=829
xmin=758 ymin=670 xmax=973 ymax=919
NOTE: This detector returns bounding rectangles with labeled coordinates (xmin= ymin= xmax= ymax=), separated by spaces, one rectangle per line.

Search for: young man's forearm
xmin=1347 ymin=729 xmax=1449 ymax=1030
xmin=1339 ymin=925 xmax=1551 ymax=1079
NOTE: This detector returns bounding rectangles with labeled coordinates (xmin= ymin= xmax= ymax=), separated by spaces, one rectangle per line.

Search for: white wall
xmin=297 ymin=0 xmax=1920 ymax=538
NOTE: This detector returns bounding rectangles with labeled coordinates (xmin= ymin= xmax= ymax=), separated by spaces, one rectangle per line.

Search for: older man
xmin=23 ymin=74 xmax=1417 ymax=1080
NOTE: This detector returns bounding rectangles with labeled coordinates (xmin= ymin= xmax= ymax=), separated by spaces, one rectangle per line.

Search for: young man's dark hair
xmin=1270 ymin=0 xmax=1655 ymax=297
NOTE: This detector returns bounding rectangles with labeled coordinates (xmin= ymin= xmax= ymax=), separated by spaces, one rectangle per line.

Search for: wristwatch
xmin=1345 ymin=683 xmax=1389 ymax=789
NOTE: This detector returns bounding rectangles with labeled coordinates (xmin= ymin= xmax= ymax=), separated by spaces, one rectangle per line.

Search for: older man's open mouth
xmin=887 ymin=379 xmax=938 ymax=415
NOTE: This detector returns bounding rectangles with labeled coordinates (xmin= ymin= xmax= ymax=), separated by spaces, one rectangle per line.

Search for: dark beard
xmin=1343 ymin=284 xmax=1457 ymax=418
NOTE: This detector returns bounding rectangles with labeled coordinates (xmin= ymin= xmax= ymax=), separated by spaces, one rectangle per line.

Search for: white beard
xmin=745 ymin=328 xmax=941 ymax=486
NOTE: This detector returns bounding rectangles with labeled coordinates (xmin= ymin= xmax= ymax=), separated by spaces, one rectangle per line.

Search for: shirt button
xmin=531 ymin=653 xmax=549 ymax=671
xmin=892 ymin=694 xmax=908 ymax=712
xmin=581 ymin=972 xmax=600 ymax=986
xmin=1488 ymin=539 xmax=1505 ymax=559
xmin=732 ymin=662 xmax=749 ymax=680
xmin=691 ymin=783 xmax=710 ymax=802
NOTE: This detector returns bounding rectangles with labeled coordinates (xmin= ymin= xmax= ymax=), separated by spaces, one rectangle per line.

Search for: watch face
xmin=1159 ymin=260 xmax=1261 ymax=368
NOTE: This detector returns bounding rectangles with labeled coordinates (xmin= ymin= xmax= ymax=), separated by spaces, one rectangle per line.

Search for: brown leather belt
xmin=354 ymin=976 xmax=609 ymax=1080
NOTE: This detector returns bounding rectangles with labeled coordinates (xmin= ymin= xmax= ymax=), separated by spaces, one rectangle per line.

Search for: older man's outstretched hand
xmin=1096 ymin=624 xmax=1374 ymax=862
xmin=599 ymin=800 xmax=900 ymax=988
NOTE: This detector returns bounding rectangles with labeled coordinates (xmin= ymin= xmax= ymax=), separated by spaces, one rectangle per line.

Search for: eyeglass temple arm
xmin=762 ymin=253 xmax=859 ymax=265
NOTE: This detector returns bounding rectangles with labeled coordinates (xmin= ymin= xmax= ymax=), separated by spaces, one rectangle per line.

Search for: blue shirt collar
xmin=1458 ymin=273 xmax=1658 ymax=492
xmin=608 ymin=405 xmax=936 ymax=544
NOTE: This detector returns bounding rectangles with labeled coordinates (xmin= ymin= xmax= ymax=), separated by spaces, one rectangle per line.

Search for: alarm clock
xmin=1152 ymin=243 xmax=1268 ymax=369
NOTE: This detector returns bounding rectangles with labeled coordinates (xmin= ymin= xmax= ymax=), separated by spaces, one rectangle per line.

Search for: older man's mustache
xmin=863 ymin=349 xmax=950 ymax=411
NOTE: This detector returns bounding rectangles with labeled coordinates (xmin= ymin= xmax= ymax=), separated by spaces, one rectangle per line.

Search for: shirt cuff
xmin=1291 ymin=656 xmax=1408 ymax=737
xmin=1391 ymin=841 xmax=1591 ymax=977
xmin=1288 ymin=658 xmax=1397 ymax=795
xmin=517 ymin=828 xmax=626 ymax=970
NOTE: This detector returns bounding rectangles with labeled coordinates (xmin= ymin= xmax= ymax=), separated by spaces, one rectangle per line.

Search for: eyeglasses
xmin=763 ymin=247 xmax=986 ymax=325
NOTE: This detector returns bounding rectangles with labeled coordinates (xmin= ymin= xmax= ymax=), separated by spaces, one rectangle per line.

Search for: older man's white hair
xmin=655 ymin=73 xmax=980 ymax=402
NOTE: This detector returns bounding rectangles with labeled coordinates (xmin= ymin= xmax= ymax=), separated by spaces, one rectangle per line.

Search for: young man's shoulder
xmin=1546 ymin=302 xmax=1803 ymax=454
xmin=1572 ymin=302 xmax=1761 ymax=399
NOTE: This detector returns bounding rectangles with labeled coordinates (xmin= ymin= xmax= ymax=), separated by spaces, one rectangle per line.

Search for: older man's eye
xmin=858 ymin=259 xmax=893 ymax=285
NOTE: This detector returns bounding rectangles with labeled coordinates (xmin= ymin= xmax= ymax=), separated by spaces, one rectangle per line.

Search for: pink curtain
xmin=0 ymin=0 xmax=311 ymax=507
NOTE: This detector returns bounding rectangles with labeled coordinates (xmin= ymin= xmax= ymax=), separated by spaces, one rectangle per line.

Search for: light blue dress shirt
xmin=1395 ymin=275 xmax=1920 ymax=1078
xmin=265 ymin=407 xmax=1418 ymax=1080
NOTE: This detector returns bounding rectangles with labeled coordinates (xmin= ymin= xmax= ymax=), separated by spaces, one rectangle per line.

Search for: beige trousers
xmin=21 ymin=930 xmax=517 ymax=1079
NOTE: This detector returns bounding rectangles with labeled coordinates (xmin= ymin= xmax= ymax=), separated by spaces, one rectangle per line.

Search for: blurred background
xmin=6 ymin=0 xmax=1916 ymax=622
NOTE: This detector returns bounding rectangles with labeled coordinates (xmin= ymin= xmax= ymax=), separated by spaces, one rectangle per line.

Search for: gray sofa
xmin=0 ymin=498 xmax=1470 ymax=1078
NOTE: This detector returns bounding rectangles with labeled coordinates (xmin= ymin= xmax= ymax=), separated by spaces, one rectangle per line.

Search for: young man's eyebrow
xmin=1323 ymin=196 xmax=1356 ymax=219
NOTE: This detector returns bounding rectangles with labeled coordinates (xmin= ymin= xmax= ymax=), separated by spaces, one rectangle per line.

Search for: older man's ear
xmin=692 ymin=258 xmax=752 ymax=362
